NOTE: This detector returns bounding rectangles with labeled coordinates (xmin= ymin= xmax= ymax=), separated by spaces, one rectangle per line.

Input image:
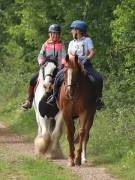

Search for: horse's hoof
xmin=68 ymin=159 xmax=75 ymax=167
xmin=75 ymin=158 xmax=81 ymax=166
xmin=82 ymin=159 xmax=87 ymax=164
xmin=68 ymin=161 xmax=75 ymax=167
xmin=45 ymin=154 xmax=53 ymax=160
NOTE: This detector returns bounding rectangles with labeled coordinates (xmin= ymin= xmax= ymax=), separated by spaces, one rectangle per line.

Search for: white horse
xmin=33 ymin=60 xmax=64 ymax=158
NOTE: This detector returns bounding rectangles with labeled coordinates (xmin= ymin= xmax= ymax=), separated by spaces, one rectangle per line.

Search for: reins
xmin=41 ymin=58 xmax=58 ymax=81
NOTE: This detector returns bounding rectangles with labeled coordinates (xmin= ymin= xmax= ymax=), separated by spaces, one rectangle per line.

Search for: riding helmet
xmin=70 ymin=20 xmax=87 ymax=32
xmin=48 ymin=24 xmax=61 ymax=33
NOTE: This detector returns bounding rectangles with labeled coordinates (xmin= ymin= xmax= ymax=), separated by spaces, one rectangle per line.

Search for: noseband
xmin=41 ymin=62 xmax=57 ymax=82
xmin=64 ymin=78 xmax=79 ymax=100
xmin=42 ymin=69 xmax=54 ymax=81
xmin=64 ymin=82 xmax=78 ymax=89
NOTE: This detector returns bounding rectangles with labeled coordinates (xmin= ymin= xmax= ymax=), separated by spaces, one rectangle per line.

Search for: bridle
xmin=41 ymin=61 xmax=57 ymax=82
xmin=64 ymin=65 xmax=79 ymax=100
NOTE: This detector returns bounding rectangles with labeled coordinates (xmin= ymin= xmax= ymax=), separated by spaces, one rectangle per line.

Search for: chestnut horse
xmin=58 ymin=55 xmax=97 ymax=166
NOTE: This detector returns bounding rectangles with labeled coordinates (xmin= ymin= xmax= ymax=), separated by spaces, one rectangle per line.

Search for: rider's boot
xmin=47 ymin=89 xmax=58 ymax=106
xmin=47 ymin=69 xmax=64 ymax=106
xmin=47 ymin=77 xmax=60 ymax=106
xmin=22 ymin=85 xmax=34 ymax=110
xmin=96 ymin=97 xmax=105 ymax=110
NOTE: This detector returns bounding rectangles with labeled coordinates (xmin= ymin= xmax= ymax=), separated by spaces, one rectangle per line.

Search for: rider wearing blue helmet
xmin=47 ymin=20 xmax=104 ymax=110
xmin=70 ymin=20 xmax=87 ymax=32
xmin=68 ymin=20 xmax=104 ymax=110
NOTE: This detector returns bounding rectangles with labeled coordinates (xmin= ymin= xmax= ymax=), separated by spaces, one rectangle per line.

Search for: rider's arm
xmin=37 ymin=43 xmax=46 ymax=65
xmin=87 ymin=48 xmax=96 ymax=60
xmin=86 ymin=37 xmax=96 ymax=60
xmin=61 ymin=42 xmax=67 ymax=65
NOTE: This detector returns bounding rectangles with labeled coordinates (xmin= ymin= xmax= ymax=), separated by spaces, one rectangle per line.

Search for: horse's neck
xmin=38 ymin=70 xmax=43 ymax=82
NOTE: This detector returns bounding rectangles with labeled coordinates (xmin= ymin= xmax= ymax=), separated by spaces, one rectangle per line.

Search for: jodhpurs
xmin=84 ymin=61 xmax=103 ymax=98
xmin=29 ymin=71 xmax=39 ymax=86
xmin=53 ymin=69 xmax=64 ymax=97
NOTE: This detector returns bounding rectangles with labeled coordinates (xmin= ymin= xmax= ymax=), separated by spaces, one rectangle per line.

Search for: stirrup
xmin=46 ymin=96 xmax=56 ymax=106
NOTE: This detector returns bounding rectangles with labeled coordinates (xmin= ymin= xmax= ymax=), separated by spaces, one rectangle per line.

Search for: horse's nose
xmin=43 ymin=83 xmax=52 ymax=93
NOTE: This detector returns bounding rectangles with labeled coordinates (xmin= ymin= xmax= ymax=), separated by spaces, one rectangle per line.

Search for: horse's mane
xmin=65 ymin=54 xmax=85 ymax=76
xmin=45 ymin=56 xmax=58 ymax=66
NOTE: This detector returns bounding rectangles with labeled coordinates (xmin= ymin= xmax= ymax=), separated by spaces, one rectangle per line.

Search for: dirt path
xmin=0 ymin=122 xmax=117 ymax=180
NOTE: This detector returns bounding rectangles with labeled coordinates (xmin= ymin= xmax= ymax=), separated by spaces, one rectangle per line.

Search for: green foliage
xmin=109 ymin=147 xmax=135 ymax=180
xmin=110 ymin=0 xmax=135 ymax=103
xmin=90 ymin=106 xmax=135 ymax=161
xmin=111 ymin=0 xmax=135 ymax=48
xmin=0 ymin=0 xmax=122 ymax=69
xmin=0 ymin=0 xmax=135 ymax=179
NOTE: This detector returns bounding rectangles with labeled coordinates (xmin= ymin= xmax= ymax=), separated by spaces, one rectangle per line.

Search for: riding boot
xmin=96 ymin=89 xmax=105 ymax=110
xmin=96 ymin=97 xmax=105 ymax=110
xmin=22 ymin=85 xmax=34 ymax=110
xmin=47 ymin=74 xmax=63 ymax=106
xmin=47 ymin=84 xmax=59 ymax=106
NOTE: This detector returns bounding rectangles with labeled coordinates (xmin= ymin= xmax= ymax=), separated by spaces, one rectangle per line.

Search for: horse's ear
xmin=65 ymin=54 xmax=69 ymax=62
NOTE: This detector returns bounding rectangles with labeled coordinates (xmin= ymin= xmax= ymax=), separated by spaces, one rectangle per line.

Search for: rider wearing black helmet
xmin=22 ymin=24 xmax=66 ymax=110
xmin=48 ymin=24 xmax=61 ymax=33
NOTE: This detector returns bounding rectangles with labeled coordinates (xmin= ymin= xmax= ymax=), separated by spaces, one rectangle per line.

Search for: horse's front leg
xmin=50 ymin=112 xmax=64 ymax=159
xmin=64 ymin=115 xmax=75 ymax=166
xmin=75 ymin=114 xmax=87 ymax=166
xmin=34 ymin=115 xmax=51 ymax=156
xmin=81 ymin=115 xmax=94 ymax=164
xmin=51 ymin=111 xmax=63 ymax=148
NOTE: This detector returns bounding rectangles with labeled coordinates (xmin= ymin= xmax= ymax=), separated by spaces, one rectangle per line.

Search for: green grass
xmin=87 ymin=107 xmax=135 ymax=180
xmin=0 ymin=147 xmax=78 ymax=180
xmin=0 ymin=97 xmax=37 ymax=140
xmin=0 ymin=158 xmax=78 ymax=180
xmin=111 ymin=147 xmax=135 ymax=180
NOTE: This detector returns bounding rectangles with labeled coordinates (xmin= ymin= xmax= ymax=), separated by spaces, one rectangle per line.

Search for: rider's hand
xmin=78 ymin=55 xmax=88 ymax=64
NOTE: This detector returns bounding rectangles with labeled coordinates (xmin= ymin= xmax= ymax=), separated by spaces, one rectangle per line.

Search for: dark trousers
xmin=84 ymin=61 xmax=103 ymax=98
xmin=29 ymin=71 xmax=39 ymax=86
xmin=53 ymin=69 xmax=64 ymax=97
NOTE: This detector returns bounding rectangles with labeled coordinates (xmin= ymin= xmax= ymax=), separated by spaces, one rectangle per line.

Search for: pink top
xmin=38 ymin=39 xmax=66 ymax=66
